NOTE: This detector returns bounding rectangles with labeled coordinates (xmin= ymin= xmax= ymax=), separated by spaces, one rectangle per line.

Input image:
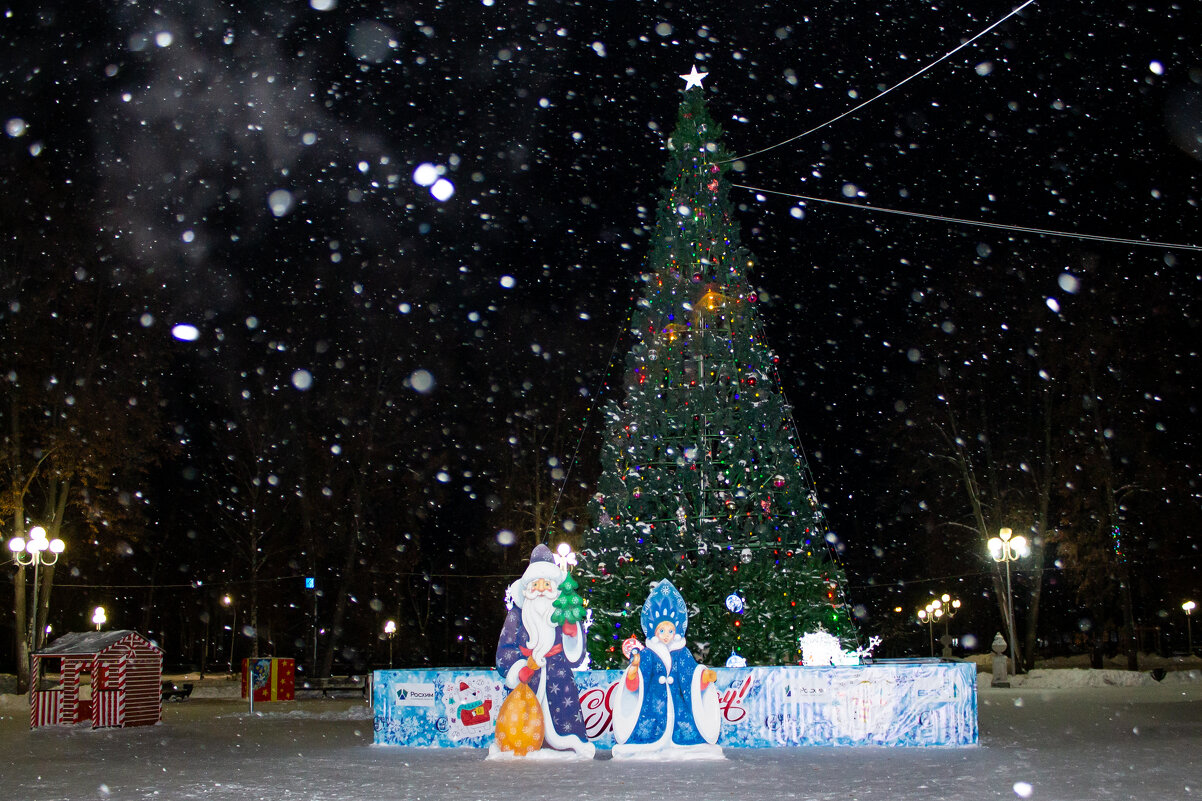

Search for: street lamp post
xmin=384 ymin=620 xmax=396 ymax=668
xmin=988 ymin=527 xmax=1030 ymax=670
xmin=92 ymin=606 xmax=107 ymax=631
xmin=941 ymin=594 xmax=962 ymax=634
xmin=1184 ymin=601 xmax=1196 ymax=654
xmin=917 ymin=595 xmax=960 ymax=657
xmin=939 ymin=594 xmax=962 ymax=656
xmin=8 ymin=526 xmax=66 ymax=669
xmin=200 ymin=605 xmax=211 ymax=679
xmin=917 ymin=600 xmax=941 ymax=656
xmin=222 ymin=594 xmax=237 ymax=675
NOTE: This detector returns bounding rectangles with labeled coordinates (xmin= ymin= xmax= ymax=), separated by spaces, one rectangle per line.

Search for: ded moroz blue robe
xmin=495 ymin=605 xmax=592 ymax=752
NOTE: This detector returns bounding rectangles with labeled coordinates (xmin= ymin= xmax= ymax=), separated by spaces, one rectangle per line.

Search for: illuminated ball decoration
xmin=725 ymin=593 xmax=745 ymax=613
xmin=773 ymin=475 xmax=786 ymax=488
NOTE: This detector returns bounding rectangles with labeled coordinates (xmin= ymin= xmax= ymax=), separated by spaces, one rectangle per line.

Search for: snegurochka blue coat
xmin=611 ymin=635 xmax=722 ymax=756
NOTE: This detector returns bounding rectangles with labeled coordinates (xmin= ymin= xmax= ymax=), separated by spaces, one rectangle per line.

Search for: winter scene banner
xmin=371 ymin=661 xmax=977 ymax=748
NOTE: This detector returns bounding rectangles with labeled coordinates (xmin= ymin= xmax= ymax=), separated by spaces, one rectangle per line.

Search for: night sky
xmin=3 ymin=0 xmax=1199 ymax=667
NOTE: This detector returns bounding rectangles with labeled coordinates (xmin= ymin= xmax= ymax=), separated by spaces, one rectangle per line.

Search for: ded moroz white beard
xmin=521 ymin=589 xmax=557 ymax=663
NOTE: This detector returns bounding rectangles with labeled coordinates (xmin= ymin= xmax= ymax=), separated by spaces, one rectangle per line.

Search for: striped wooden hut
xmin=31 ymin=630 xmax=163 ymax=729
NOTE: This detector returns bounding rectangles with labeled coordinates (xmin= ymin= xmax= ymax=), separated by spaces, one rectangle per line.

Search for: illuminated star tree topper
xmin=680 ymin=65 xmax=708 ymax=90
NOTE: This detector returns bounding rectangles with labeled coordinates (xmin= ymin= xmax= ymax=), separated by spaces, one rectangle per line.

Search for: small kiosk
xmin=30 ymin=630 xmax=163 ymax=729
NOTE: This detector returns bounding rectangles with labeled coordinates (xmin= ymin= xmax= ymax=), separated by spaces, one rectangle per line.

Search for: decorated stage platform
xmin=372 ymin=660 xmax=977 ymax=748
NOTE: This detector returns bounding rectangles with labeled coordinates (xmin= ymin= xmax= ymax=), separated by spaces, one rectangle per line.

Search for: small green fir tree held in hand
xmin=552 ymin=571 xmax=587 ymax=626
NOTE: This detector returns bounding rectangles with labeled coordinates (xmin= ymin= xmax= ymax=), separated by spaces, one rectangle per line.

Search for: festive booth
xmin=241 ymin=657 xmax=296 ymax=702
xmin=30 ymin=630 xmax=163 ymax=729
xmin=372 ymin=661 xmax=978 ymax=749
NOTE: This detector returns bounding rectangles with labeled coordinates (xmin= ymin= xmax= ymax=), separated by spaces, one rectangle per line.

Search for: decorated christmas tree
xmin=582 ymin=69 xmax=858 ymax=667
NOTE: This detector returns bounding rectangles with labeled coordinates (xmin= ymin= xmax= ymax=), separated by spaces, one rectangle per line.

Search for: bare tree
xmin=890 ymin=254 xmax=1193 ymax=670
xmin=207 ymin=382 xmax=294 ymax=661
xmin=1 ymin=168 xmax=166 ymax=689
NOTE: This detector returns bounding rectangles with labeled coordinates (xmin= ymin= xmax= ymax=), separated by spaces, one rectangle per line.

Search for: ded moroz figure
xmin=491 ymin=544 xmax=595 ymax=758
xmin=611 ymin=579 xmax=724 ymax=759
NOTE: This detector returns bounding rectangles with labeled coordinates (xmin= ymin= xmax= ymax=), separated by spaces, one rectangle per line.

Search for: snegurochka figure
xmin=611 ymin=579 xmax=723 ymax=759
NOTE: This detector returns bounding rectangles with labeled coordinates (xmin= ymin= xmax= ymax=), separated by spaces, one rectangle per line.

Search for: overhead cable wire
xmin=723 ymin=0 xmax=1039 ymax=163
xmin=732 ymin=184 xmax=1202 ymax=251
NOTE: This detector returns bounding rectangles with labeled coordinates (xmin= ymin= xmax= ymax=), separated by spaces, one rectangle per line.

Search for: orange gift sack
xmin=493 ymin=682 xmax=544 ymax=756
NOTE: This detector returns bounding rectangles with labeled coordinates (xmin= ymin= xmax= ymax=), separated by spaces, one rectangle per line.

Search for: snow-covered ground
xmin=1 ymin=660 xmax=1199 ymax=801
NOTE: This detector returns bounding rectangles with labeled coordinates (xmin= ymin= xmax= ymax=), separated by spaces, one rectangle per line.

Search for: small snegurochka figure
xmin=491 ymin=544 xmax=595 ymax=759
xmin=611 ymin=579 xmax=724 ymax=759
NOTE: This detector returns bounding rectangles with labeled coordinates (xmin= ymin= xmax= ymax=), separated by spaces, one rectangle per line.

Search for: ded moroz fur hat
xmin=508 ymin=544 xmax=563 ymax=609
